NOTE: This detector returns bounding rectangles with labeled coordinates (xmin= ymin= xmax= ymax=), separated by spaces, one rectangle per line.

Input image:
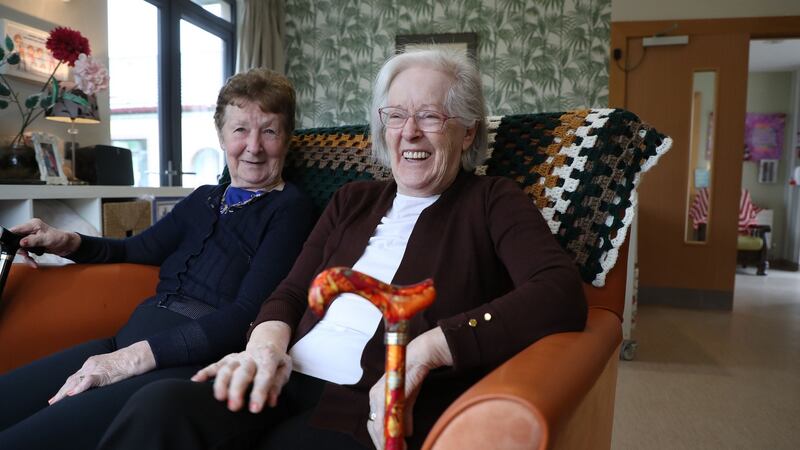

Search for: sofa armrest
xmin=423 ymin=308 xmax=622 ymax=450
xmin=0 ymin=263 xmax=158 ymax=373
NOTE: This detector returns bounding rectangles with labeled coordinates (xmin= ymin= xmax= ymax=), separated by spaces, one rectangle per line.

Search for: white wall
xmin=787 ymin=70 xmax=800 ymax=265
xmin=742 ymin=71 xmax=794 ymax=259
xmin=0 ymin=0 xmax=110 ymax=148
xmin=612 ymin=0 xmax=800 ymax=21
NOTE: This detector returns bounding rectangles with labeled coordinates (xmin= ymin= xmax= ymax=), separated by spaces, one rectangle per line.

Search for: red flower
xmin=46 ymin=27 xmax=91 ymax=66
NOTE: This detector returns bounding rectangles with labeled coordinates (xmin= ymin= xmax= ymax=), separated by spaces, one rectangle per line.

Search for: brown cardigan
xmin=251 ymin=170 xmax=587 ymax=448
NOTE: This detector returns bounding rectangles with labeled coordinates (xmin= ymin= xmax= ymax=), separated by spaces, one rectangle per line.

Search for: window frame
xmin=146 ymin=0 xmax=235 ymax=186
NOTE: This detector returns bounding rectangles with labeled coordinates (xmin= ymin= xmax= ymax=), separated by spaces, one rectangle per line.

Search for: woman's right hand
xmin=10 ymin=218 xmax=81 ymax=267
xmin=191 ymin=321 xmax=292 ymax=414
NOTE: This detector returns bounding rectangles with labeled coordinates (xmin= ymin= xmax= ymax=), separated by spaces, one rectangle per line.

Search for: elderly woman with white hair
xmin=97 ymin=48 xmax=587 ymax=450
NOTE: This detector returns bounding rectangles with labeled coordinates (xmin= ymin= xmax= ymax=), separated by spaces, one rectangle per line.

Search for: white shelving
xmin=0 ymin=185 xmax=193 ymax=233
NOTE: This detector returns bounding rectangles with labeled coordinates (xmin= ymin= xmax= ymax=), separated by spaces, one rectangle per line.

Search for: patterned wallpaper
xmin=285 ymin=0 xmax=611 ymax=128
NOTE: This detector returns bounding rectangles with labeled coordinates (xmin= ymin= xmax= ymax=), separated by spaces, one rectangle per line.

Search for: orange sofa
xmin=1 ymin=109 xmax=669 ymax=449
xmin=0 ymin=247 xmax=625 ymax=450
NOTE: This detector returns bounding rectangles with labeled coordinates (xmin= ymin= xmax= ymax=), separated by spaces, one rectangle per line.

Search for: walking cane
xmin=308 ymin=267 xmax=436 ymax=450
xmin=0 ymin=227 xmax=44 ymax=302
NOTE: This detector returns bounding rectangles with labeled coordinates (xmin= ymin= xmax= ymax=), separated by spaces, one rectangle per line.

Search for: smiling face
xmin=384 ymin=66 xmax=476 ymax=197
xmin=218 ymin=99 xmax=288 ymax=190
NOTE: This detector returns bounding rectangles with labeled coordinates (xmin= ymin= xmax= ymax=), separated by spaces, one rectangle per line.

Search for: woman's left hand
xmin=367 ymin=327 xmax=453 ymax=450
xmin=48 ymin=341 xmax=156 ymax=405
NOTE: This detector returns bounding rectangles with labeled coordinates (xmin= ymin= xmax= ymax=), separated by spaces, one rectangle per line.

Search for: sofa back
xmin=217 ymin=109 xmax=669 ymax=316
xmin=278 ymin=109 xmax=669 ymax=295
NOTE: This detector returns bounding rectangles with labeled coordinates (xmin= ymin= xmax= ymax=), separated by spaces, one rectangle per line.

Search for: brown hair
xmin=213 ymin=68 xmax=296 ymax=137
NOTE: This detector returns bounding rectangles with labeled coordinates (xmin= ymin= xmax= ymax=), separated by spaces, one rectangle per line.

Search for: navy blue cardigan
xmin=68 ymin=182 xmax=315 ymax=368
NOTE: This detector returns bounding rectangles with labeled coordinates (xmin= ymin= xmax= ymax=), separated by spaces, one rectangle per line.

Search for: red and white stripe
xmin=688 ymin=187 xmax=710 ymax=230
xmin=738 ymin=189 xmax=762 ymax=232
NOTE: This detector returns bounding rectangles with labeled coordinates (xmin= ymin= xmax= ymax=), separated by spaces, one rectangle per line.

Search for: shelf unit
xmin=0 ymin=185 xmax=193 ymax=233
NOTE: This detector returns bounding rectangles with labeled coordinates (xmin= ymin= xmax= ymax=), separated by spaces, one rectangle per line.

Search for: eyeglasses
xmin=378 ymin=107 xmax=462 ymax=133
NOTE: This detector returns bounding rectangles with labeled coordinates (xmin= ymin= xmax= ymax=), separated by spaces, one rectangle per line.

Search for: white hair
xmin=369 ymin=48 xmax=488 ymax=171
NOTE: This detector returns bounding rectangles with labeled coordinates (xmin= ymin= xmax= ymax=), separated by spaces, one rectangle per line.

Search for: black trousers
xmin=98 ymin=372 xmax=370 ymax=450
xmin=0 ymin=305 xmax=202 ymax=450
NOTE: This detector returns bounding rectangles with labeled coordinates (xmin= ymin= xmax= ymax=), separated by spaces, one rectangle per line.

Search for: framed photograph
xmin=758 ymin=159 xmax=778 ymax=184
xmin=152 ymin=197 xmax=183 ymax=224
xmin=395 ymin=32 xmax=478 ymax=60
xmin=0 ymin=18 xmax=69 ymax=83
xmin=32 ymin=132 xmax=68 ymax=184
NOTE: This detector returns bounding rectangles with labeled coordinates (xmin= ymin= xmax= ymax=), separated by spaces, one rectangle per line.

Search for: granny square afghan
xmin=484 ymin=109 xmax=670 ymax=286
xmin=282 ymin=125 xmax=392 ymax=213
xmin=223 ymin=109 xmax=670 ymax=287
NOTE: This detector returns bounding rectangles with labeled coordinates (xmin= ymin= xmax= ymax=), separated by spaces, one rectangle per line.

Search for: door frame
xmin=610 ymin=16 xmax=800 ymax=108
xmin=610 ymin=16 xmax=800 ymax=272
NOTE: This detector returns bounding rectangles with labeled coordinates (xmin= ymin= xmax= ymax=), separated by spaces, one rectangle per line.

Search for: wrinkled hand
xmin=10 ymin=218 xmax=81 ymax=268
xmin=367 ymin=327 xmax=453 ymax=450
xmin=192 ymin=343 xmax=292 ymax=413
xmin=368 ymin=361 xmax=428 ymax=450
xmin=49 ymin=341 xmax=156 ymax=405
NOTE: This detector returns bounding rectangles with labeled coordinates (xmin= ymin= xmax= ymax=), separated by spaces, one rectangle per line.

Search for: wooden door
xmin=613 ymin=30 xmax=750 ymax=307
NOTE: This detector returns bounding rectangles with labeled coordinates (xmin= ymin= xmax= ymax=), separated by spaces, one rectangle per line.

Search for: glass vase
xmin=0 ymin=142 xmax=41 ymax=182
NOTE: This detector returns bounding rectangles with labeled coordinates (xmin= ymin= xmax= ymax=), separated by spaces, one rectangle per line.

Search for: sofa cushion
xmin=222 ymin=109 xmax=671 ymax=287
xmin=737 ymin=235 xmax=763 ymax=251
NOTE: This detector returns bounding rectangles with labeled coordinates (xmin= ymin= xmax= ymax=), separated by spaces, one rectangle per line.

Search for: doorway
xmin=609 ymin=16 xmax=800 ymax=308
xmin=739 ymin=39 xmax=800 ymax=276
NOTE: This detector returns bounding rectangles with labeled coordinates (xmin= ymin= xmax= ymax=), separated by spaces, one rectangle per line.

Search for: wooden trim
xmin=609 ymin=16 xmax=800 ymax=108
xmin=685 ymin=91 xmax=703 ymax=242
xmin=608 ymin=26 xmax=627 ymax=107
xmin=638 ymin=286 xmax=733 ymax=310
xmin=611 ymin=16 xmax=800 ymax=39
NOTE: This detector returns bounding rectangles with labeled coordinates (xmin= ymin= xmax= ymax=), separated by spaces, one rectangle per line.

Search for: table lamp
xmin=45 ymin=88 xmax=100 ymax=179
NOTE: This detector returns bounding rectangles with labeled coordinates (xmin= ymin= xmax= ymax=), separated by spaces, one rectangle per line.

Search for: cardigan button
xmin=483 ymin=313 xmax=492 ymax=321
xmin=468 ymin=319 xmax=478 ymax=327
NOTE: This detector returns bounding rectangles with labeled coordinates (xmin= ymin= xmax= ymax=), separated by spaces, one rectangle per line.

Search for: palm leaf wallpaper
xmin=285 ymin=0 xmax=611 ymax=128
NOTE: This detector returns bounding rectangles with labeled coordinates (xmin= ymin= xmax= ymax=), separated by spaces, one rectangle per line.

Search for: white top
xmin=289 ymin=193 xmax=439 ymax=384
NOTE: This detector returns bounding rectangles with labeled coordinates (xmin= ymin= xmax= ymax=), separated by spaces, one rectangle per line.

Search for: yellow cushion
xmin=737 ymin=235 xmax=763 ymax=251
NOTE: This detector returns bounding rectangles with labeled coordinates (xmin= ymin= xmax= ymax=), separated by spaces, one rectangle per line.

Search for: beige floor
xmin=611 ymin=268 xmax=800 ymax=450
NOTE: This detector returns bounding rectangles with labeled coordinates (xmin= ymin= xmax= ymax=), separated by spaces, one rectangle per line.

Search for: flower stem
xmin=38 ymin=61 xmax=62 ymax=94
xmin=0 ymin=72 xmax=25 ymax=118
xmin=2 ymin=61 xmax=61 ymax=147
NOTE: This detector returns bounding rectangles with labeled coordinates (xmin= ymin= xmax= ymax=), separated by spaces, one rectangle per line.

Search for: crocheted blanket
xmin=233 ymin=109 xmax=671 ymax=287
xmin=483 ymin=109 xmax=670 ymax=286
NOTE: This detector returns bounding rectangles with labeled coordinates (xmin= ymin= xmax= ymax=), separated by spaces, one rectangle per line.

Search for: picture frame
xmin=152 ymin=197 xmax=183 ymax=224
xmin=758 ymin=159 xmax=778 ymax=184
xmin=0 ymin=18 xmax=69 ymax=83
xmin=32 ymin=132 xmax=68 ymax=185
xmin=395 ymin=32 xmax=478 ymax=60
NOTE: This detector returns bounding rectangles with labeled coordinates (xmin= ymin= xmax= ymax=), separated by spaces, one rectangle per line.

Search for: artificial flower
xmin=1 ymin=27 xmax=107 ymax=147
xmin=45 ymin=27 xmax=90 ymax=66
xmin=73 ymin=54 xmax=109 ymax=96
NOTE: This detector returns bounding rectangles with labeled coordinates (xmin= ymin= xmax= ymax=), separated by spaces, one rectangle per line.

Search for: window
xmin=108 ymin=0 xmax=235 ymax=187
xmin=190 ymin=0 xmax=233 ymax=21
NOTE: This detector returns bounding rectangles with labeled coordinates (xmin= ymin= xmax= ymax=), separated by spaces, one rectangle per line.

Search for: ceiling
xmin=749 ymin=39 xmax=800 ymax=72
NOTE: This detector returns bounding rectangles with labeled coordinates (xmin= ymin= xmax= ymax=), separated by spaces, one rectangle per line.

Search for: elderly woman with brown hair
xmin=98 ymin=49 xmax=586 ymax=450
xmin=0 ymin=68 xmax=315 ymax=450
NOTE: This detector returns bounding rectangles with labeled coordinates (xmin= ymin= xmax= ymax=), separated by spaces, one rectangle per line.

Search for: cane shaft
xmin=385 ymin=339 xmax=405 ymax=450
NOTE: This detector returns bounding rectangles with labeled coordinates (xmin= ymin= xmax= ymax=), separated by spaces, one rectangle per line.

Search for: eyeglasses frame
xmin=378 ymin=106 xmax=464 ymax=133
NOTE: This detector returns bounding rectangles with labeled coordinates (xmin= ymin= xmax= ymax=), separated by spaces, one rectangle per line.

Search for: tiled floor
xmin=611 ymin=268 xmax=800 ymax=449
